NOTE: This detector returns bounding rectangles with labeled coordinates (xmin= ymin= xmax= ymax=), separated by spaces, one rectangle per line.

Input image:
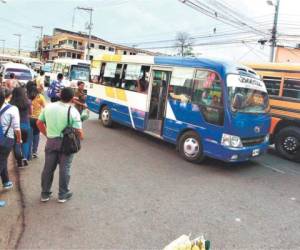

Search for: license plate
xmin=252 ymin=149 xmax=260 ymax=157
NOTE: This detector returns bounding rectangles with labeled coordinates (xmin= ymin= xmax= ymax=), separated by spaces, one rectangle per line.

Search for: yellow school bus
xmin=245 ymin=62 xmax=300 ymax=162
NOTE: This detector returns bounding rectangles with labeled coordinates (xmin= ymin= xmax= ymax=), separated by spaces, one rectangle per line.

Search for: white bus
xmin=50 ymin=58 xmax=91 ymax=88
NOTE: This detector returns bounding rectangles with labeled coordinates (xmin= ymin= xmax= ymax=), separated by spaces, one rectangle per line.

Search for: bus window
xmin=120 ymin=64 xmax=150 ymax=92
xmin=283 ymin=78 xmax=300 ymax=99
xmin=63 ymin=65 xmax=69 ymax=77
xmin=101 ymin=62 xmax=122 ymax=87
xmin=168 ymin=67 xmax=194 ymax=102
xmin=192 ymin=70 xmax=224 ymax=126
xmin=262 ymin=76 xmax=281 ymax=96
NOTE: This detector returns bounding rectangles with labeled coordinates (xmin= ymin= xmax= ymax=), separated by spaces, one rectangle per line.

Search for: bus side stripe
xmin=166 ymin=101 xmax=176 ymax=120
xmin=270 ymin=99 xmax=300 ymax=110
xmin=271 ymin=109 xmax=300 ymax=119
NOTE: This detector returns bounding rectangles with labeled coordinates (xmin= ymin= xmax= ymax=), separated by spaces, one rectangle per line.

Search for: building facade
xmin=40 ymin=28 xmax=155 ymax=61
xmin=275 ymin=46 xmax=300 ymax=63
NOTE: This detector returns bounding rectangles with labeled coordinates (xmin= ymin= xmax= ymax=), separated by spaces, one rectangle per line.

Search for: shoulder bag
xmin=61 ymin=106 xmax=81 ymax=155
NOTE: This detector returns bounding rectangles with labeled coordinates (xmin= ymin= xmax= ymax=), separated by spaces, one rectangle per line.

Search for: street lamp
xmin=0 ymin=39 xmax=5 ymax=54
xmin=13 ymin=33 xmax=21 ymax=55
xmin=32 ymin=25 xmax=43 ymax=61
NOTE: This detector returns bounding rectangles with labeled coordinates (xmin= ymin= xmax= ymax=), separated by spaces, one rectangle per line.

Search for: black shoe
xmin=58 ymin=192 xmax=73 ymax=203
xmin=22 ymin=159 xmax=28 ymax=166
xmin=40 ymin=192 xmax=52 ymax=202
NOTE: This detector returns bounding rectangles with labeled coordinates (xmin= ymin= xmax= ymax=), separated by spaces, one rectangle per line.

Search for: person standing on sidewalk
xmin=0 ymin=88 xmax=22 ymax=191
xmin=28 ymin=85 xmax=46 ymax=158
xmin=35 ymin=70 xmax=45 ymax=93
xmin=10 ymin=87 xmax=32 ymax=167
xmin=37 ymin=87 xmax=83 ymax=203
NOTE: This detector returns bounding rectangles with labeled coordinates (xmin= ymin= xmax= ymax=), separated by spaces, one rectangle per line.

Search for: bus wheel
xmin=100 ymin=106 xmax=113 ymax=127
xmin=178 ymin=131 xmax=204 ymax=163
xmin=275 ymin=126 xmax=300 ymax=162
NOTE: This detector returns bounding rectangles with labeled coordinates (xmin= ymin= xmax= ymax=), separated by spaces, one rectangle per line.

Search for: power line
xmin=179 ymin=0 xmax=269 ymax=36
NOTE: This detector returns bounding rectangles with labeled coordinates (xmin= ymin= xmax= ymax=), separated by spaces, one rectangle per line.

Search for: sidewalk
xmin=0 ymin=154 xmax=23 ymax=249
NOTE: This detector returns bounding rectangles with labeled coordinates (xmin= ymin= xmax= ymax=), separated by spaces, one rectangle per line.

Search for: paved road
xmin=17 ymin=115 xmax=300 ymax=249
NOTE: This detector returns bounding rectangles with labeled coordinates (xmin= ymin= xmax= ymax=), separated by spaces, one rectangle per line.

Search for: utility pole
xmin=32 ymin=25 xmax=43 ymax=61
xmin=13 ymin=34 xmax=21 ymax=55
xmin=76 ymin=6 xmax=93 ymax=60
xmin=72 ymin=7 xmax=77 ymax=30
xmin=268 ymin=0 xmax=280 ymax=62
xmin=0 ymin=39 xmax=5 ymax=54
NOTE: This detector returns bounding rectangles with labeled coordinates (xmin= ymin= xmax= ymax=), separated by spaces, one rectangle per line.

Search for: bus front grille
xmin=241 ymin=136 xmax=265 ymax=146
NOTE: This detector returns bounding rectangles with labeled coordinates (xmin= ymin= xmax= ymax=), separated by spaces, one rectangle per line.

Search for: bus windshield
xmin=42 ymin=63 xmax=53 ymax=73
xmin=227 ymin=74 xmax=269 ymax=114
xmin=70 ymin=65 xmax=90 ymax=81
xmin=5 ymin=68 xmax=32 ymax=80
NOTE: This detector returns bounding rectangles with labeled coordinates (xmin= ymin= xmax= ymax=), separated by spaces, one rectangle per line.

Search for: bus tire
xmin=100 ymin=106 xmax=113 ymax=127
xmin=275 ymin=126 xmax=300 ymax=162
xmin=178 ymin=131 xmax=204 ymax=163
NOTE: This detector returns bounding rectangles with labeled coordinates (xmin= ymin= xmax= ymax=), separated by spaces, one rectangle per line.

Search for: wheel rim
xmin=101 ymin=109 xmax=109 ymax=122
xmin=282 ymin=136 xmax=299 ymax=154
xmin=183 ymin=137 xmax=199 ymax=158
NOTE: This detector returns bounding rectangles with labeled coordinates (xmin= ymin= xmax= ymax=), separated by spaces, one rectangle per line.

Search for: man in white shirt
xmin=0 ymin=88 xmax=21 ymax=192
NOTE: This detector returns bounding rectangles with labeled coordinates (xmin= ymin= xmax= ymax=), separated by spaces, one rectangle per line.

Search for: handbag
xmin=61 ymin=106 xmax=81 ymax=155
xmin=13 ymin=142 xmax=23 ymax=160
xmin=80 ymin=109 xmax=89 ymax=122
xmin=0 ymin=105 xmax=14 ymax=148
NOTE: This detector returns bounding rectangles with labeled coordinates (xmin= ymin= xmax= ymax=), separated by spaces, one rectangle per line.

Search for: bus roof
xmin=244 ymin=62 xmax=300 ymax=72
xmin=54 ymin=58 xmax=91 ymax=65
xmin=93 ymin=54 xmax=251 ymax=75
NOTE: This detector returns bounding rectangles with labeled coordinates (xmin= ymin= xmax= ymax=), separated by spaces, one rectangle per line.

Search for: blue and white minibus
xmin=86 ymin=54 xmax=271 ymax=163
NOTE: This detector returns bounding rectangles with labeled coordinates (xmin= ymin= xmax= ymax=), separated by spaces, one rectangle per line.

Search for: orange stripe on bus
xmin=270 ymin=99 xmax=300 ymax=110
xmin=271 ymin=109 xmax=300 ymax=119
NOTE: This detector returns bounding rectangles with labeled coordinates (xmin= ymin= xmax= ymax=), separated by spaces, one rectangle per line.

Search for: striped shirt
xmin=51 ymin=80 xmax=64 ymax=97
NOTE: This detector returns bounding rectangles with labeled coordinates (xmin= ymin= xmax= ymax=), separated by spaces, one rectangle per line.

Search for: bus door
xmin=146 ymin=69 xmax=172 ymax=135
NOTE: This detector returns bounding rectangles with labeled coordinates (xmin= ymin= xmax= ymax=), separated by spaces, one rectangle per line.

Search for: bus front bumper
xmin=207 ymin=142 xmax=269 ymax=162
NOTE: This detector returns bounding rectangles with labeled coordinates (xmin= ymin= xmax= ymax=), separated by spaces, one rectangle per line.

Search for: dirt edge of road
xmin=0 ymin=154 xmax=25 ymax=250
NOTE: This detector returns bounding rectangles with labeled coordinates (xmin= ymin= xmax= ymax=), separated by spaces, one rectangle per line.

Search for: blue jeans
xmin=0 ymin=145 xmax=13 ymax=185
xmin=20 ymin=122 xmax=31 ymax=160
xmin=30 ymin=118 xmax=40 ymax=155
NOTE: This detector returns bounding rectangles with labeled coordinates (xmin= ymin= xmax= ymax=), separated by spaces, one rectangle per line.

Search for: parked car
xmin=0 ymin=62 xmax=35 ymax=87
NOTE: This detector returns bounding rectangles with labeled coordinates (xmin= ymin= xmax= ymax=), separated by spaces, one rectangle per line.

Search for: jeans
xmin=0 ymin=145 xmax=13 ymax=185
xmin=41 ymin=138 xmax=74 ymax=198
xmin=20 ymin=121 xmax=31 ymax=160
xmin=30 ymin=118 xmax=40 ymax=154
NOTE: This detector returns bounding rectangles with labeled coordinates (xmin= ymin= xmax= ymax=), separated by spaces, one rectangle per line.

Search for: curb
xmin=0 ymin=154 xmax=25 ymax=250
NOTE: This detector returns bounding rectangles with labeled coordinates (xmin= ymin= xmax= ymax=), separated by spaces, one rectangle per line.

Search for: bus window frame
xmin=193 ymin=68 xmax=225 ymax=126
xmin=282 ymin=76 xmax=300 ymax=100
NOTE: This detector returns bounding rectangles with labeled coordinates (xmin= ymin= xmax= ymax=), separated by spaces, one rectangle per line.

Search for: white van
xmin=0 ymin=62 xmax=36 ymax=87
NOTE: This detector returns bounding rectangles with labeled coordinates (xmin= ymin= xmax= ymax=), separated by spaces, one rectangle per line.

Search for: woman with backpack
xmin=10 ymin=87 xmax=32 ymax=167
xmin=0 ymin=88 xmax=21 ymax=190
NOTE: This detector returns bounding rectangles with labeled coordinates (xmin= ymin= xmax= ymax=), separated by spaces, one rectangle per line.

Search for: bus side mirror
xmin=232 ymin=93 xmax=244 ymax=111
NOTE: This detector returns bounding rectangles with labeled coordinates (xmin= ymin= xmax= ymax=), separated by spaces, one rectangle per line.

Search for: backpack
xmin=0 ymin=104 xmax=14 ymax=148
xmin=61 ymin=106 xmax=81 ymax=155
xmin=47 ymin=80 xmax=58 ymax=98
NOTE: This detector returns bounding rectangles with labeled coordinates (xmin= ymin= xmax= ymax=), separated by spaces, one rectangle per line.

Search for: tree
xmin=175 ymin=32 xmax=194 ymax=57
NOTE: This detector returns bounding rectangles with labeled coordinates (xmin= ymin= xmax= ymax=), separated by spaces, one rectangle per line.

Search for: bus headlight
xmin=264 ymin=134 xmax=269 ymax=143
xmin=221 ymin=133 xmax=243 ymax=148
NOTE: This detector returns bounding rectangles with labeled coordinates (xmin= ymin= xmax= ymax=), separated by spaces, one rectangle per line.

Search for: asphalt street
xmin=17 ymin=114 xmax=300 ymax=249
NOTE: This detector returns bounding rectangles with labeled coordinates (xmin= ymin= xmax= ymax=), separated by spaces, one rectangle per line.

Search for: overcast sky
xmin=0 ymin=0 xmax=299 ymax=62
